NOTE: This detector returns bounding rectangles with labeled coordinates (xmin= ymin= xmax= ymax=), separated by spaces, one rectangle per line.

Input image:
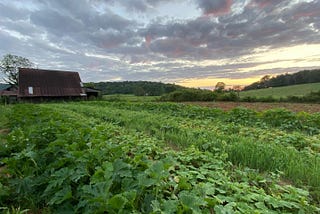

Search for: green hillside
xmin=243 ymin=69 xmax=320 ymax=90
xmin=240 ymin=82 xmax=320 ymax=98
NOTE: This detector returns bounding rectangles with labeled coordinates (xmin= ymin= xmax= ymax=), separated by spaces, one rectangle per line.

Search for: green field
xmin=1 ymin=102 xmax=320 ymax=213
xmin=103 ymin=94 xmax=160 ymax=102
xmin=240 ymin=82 xmax=320 ymax=98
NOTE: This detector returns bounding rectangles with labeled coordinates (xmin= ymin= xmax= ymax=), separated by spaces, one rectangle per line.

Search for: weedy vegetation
xmin=0 ymin=101 xmax=320 ymax=213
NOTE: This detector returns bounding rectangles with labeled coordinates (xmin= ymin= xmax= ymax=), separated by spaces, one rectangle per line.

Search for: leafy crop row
xmin=0 ymin=103 xmax=319 ymax=213
xmin=52 ymin=102 xmax=320 ymax=201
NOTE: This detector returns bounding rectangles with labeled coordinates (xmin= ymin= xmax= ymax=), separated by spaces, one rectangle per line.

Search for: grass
xmin=0 ymin=105 xmax=11 ymax=164
xmin=240 ymin=82 xmax=320 ymax=98
xmin=102 ymin=94 xmax=160 ymax=102
xmin=0 ymin=105 xmax=10 ymax=135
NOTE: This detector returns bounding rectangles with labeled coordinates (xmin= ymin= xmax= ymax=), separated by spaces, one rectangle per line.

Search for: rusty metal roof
xmin=18 ymin=68 xmax=84 ymax=97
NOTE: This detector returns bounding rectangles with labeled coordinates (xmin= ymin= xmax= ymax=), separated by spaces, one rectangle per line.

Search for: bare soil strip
xmin=0 ymin=129 xmax=9 ymax=135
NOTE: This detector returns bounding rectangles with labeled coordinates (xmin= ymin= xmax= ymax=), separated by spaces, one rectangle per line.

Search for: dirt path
xmin=183 ymin=101 xmax=320 ymax=113
xmin=0 ymin=129 xmax=9 ymax=135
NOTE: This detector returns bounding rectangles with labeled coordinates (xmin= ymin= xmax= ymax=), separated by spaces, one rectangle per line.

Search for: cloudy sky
xmin=0 ymin=0 xmax=319 ymax=88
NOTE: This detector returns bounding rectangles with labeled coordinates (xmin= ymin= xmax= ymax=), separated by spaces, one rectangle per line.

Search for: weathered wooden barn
xmin=1 ymin=68 xmax=101 ymax=102
xmin=17 ymin=68 xmax=88 ymax=101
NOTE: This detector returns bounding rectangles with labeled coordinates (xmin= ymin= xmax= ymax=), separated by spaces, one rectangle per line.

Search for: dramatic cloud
xmin=249 ymin=0 xmax=282 ymax=8
xmin=197 ymin=0 xmax=233 ymax=16
xmin=0 ymin=0 xmax=319 ymax=88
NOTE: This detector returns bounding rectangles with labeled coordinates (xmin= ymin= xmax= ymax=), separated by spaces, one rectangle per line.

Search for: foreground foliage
xmin=0 ymin=102 xmax=320 ymax=213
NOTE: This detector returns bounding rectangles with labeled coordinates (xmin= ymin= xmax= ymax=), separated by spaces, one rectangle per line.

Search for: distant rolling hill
xmin=240 ymin=82 xmax=320 ymax=98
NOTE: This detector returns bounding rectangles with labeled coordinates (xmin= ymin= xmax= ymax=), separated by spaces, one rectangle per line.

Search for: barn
xmin=1 ymin=68 xmax=101 ymax=102
xmin=17 ymin=68 xmax=87 ymax=101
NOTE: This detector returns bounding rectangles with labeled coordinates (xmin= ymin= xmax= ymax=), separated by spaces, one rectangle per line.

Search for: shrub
xmin=241 ymin=90 xmax=320 ymax=103
xmin=257 ymin=96 xmax=278 ymax=102
xmin=0 ymin=96 xmax=9 ymax=105
xmin=240 ymin=96 xmax=258 ymax=102
xmin=160 ymin=89 xmax=216 ymax=102
xmin=302 ymin=90 xmax=320 ymax=103
xmin=216 ymin=92 xmax=239 ymax=101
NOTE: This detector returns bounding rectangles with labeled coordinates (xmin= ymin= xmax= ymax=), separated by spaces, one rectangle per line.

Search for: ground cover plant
xmin=0 ymin=102 xmax=320 ymax=213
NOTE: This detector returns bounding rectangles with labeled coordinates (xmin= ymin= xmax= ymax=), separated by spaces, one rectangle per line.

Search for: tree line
xmin=85 ymin=81 xmax=186 ymax=96
xmin=244 ymin=69 xmax=320 ymax=91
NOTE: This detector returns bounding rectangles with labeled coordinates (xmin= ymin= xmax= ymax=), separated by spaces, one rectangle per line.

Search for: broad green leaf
xmin=48 ymin=185 xmax=72 ymax=205
xmin=108 ymin=194 xmax=127 ymax=211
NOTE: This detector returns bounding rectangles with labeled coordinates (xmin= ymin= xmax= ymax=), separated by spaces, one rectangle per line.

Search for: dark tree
xmin=215 ymin=82 xmax=226 ymax=92
xmin=0 ymin=54 xmax=34 ymax=85
xmin=133 ymin=86 xmax=146 ymax=96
